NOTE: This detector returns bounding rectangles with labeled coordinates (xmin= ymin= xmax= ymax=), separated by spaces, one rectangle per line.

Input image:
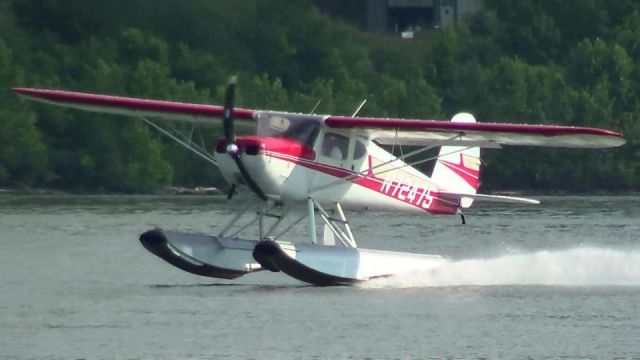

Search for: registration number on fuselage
xmin=379 ymin=177 xmax=434 ymax=209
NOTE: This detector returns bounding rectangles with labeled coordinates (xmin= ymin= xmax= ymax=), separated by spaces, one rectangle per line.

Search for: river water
xmin=1 ymin=195 xmax=639 ymax=359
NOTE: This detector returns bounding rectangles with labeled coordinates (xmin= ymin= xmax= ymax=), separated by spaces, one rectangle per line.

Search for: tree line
xmin=0 ymin=0 xmax=638 ymax=193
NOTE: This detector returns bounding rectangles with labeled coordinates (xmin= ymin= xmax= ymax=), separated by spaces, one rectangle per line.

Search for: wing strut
xmin=141 ymin=117 xmax=218 ymax=167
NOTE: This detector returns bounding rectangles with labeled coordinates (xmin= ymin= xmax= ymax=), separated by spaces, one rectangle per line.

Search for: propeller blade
xmin=223 ymin=76 xmax=238 ymax=155
xmin=219 ymin=76 xmax=267 ymax=201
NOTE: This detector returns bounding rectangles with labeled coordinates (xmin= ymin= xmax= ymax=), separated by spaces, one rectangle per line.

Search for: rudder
xmin=431 ymin=113 xmax=481 ymax=207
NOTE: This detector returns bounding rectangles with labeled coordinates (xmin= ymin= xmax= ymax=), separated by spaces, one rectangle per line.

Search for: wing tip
xmin=594 ymin=133 xmax=626 ymax=148
xmin=612 ymin=136 xmax=626 ymax=147
xmin=12 ymin=87 xmax=51 ymax=99
xmin=12 ymin=87 xmax=31 ymax=95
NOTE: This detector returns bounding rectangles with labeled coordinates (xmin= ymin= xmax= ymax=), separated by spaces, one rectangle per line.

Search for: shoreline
xmin=0 ymin=187 xmax=638 ymax=197
xmin=0 ymin=186 xmax=224 ymax=196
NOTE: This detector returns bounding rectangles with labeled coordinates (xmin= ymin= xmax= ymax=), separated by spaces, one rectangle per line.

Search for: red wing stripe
xmin=13 ymin=88 xmax=256 ymax=120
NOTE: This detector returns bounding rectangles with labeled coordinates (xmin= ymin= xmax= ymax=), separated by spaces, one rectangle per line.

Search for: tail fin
xmin=431 ymin=113 xmax=481 ymax=207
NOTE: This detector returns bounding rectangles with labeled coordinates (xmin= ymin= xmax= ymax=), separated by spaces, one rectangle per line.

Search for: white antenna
xmin=351 ymin=99 xmax=367 ymax=117
xmin=309 ymin=99 xmax=322 ymax=114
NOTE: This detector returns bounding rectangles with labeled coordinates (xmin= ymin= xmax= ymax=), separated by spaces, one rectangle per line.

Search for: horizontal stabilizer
xmin=439 ymin=192 xmax=540 ymax=205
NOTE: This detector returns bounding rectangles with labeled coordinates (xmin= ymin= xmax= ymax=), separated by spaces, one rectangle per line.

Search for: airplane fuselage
xmin=214 ymin=111 xmax=461 ymax=214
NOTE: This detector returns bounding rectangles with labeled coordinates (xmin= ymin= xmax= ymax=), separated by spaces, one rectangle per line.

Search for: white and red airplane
xmin=13 ymin=80 xmax=625 ymax=285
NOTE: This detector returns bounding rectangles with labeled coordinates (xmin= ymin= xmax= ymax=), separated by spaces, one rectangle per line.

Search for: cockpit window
xmin=322 ymin=132 xmax=349 ymax=160
xmin=267 ymin=116 xmax=290 ymax=132
xmin=256 ymin=112 xmax=321 ymax=148
xmin=354 ymin=139 xmax=367 ymax=160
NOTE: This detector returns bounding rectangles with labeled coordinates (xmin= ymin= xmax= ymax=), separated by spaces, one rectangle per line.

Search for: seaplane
xmin=13 ymin=79 xmax=625 ymax=286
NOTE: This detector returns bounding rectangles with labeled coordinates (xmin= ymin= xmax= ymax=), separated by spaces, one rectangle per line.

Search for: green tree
xmin=1 ymin=1 xmax=639 ymax=192
xmin=0 ymin=37 xmax=48 ymax=186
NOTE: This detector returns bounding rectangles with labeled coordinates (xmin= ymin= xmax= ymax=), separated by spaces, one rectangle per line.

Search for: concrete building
xmin=369 ymin=0 xmax=483 ymax=32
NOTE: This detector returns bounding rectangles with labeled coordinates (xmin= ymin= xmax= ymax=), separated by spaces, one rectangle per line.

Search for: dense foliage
xmin=0 ymin=0 xmax=638 ymax=192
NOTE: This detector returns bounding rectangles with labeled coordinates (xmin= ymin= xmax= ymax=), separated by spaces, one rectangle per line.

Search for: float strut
xmin=307 ymin=198 xmax=317 ymax=244
xmin=227 ymin=184 xmax=236 ymax=200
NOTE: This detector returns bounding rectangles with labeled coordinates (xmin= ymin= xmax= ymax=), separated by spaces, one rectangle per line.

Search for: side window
xmin=322 ymin=133 xmax=349 ymax=160
xmin=353 ymin=139 xmax=367 ymax=160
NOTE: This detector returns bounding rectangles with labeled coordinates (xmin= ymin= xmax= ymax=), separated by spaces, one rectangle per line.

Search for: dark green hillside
xmin=0 ymin=0 xmax=638 ymax=192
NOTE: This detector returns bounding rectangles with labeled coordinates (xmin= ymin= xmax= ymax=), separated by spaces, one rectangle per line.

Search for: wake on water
xmin=366 ymin=247 xmax=640 ymax=288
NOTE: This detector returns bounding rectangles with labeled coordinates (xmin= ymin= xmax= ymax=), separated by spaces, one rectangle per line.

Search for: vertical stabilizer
xmin=431 ymin=113 xmax=481 ymax=207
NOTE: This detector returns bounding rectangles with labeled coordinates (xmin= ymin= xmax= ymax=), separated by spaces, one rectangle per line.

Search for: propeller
xmin=223 ymin=76 xmax=239 ymax=157
xmin=220 ymin=76 xmax=267 ymax=201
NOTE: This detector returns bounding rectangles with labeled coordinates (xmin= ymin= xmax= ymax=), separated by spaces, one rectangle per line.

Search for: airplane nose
xmin=244 ymin=143 xmax=260 ymax=155
xmin=215 ymin=139 xmax=263 ymax=155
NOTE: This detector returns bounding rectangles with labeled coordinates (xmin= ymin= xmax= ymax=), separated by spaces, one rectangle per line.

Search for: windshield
xmin=255 ymin=112 xmax=323 ymax=148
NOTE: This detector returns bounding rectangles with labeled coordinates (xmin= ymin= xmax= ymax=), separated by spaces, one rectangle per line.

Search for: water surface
xmin=1 ymin=195 xmax=639 ymax=359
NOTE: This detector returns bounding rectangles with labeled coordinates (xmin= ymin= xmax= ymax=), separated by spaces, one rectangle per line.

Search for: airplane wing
xmin=14 ymin=88 xmax=625 ymax=148
xmin=12 ymin=88 xmax=256 ymax=125
xmin=324 ymin=115 xmax=625 ymax=148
